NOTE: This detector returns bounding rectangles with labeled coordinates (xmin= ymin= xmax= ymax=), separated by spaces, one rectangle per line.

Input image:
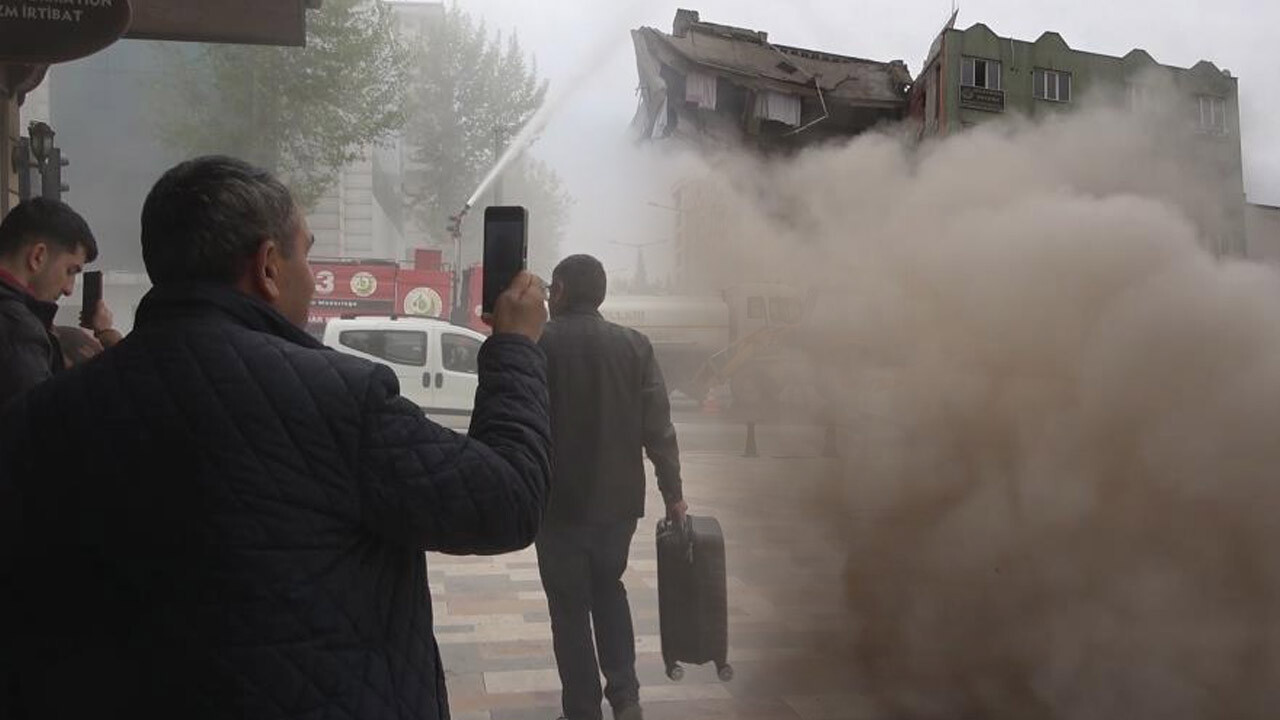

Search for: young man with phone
xmin=537 ymin=254 xmax=687 ymax=720
xmin=0 ymin=198 xmax=117 ymax=406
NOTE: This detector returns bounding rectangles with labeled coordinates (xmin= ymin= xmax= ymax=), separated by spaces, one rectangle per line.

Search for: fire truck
xmin=306 ymin=249 xmax=487 ymax=338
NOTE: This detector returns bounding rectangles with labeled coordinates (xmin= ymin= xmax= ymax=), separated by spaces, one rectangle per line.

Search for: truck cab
xmin=322 ymin=316 xmax=486 ymax=418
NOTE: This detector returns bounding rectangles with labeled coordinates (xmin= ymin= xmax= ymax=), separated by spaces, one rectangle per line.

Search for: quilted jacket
xmin=538 ymin=308 xmax=681 ymax=528
xmin=0 ymin=272 xmax=61 ymax=410
xmin=0 ymin=283 xmax=551 ymax=720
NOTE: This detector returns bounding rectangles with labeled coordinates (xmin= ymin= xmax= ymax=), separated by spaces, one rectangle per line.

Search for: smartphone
xmin=482 ymin=206 xmax=529 ymax=315
xmin=81 ymin=270 xmax=102 ymax=324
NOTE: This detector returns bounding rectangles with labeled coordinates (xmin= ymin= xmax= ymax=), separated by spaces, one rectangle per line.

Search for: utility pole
xmin=610 ymin=239 xmax=666 ymax=294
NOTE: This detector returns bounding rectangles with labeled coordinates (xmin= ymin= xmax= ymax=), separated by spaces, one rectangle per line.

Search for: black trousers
xmin=536 ymin=521 xmax=640 ymax=720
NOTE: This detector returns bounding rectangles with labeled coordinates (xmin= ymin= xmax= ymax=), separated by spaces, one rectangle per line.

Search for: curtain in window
xmin=754 ymin=91 xmax=802 ymax=127
xmin=685 ymin=71 xmax=718 ymax=110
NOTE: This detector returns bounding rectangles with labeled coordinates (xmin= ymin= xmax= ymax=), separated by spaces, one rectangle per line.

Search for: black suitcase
xmin=656 ymin=515 xmax=733 ymax=682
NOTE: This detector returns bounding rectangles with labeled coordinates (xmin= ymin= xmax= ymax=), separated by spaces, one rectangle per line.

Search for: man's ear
xmin=248 ymin=239 xmax=285 ymax=303
xmin=25 ymin=243 xmax=48 ymax=274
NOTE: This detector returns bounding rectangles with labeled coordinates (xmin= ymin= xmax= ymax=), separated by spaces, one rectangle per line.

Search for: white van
xmin=323 ymin=316 xmax=487 ymax=417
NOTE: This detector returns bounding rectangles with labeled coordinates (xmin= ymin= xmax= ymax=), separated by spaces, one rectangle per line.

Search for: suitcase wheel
xmin=665 ymin=664 xmax=685 ymax=682
xmin=717 ymin=663 xmax=734 ymax=682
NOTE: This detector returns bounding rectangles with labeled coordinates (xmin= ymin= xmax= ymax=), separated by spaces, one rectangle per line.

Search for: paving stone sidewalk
xmin=430 ymin=447 xmax=874 ymax=720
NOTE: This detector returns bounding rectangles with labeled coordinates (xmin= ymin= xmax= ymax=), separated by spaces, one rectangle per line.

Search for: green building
xmin=910 ymin=23 xmax=1247 ymax=256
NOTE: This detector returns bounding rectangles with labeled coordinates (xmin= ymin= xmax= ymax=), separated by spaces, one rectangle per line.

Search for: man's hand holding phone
xmin=488 ymin=272 xmax=548 ymax=343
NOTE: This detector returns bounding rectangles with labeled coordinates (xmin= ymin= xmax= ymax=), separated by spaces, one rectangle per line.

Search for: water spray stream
xmin=456 ymin=0 xmax=658 ymax=220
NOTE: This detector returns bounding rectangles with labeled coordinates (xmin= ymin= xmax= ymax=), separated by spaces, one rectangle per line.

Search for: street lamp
xmin=611 ymin=239 xmax=668 ymax=293
xmin=28 ymin=122 xmax=55 ymax=169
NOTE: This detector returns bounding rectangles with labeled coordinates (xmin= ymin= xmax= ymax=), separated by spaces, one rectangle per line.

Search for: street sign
xmin=0 ymin=0 xmax=133 ymax=64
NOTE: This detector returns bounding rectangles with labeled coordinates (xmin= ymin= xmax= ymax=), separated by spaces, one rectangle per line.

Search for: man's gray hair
xmin=142 ymin=156 xmax=299 ymax=286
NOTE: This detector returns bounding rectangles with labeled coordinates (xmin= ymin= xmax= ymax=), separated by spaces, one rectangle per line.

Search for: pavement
xmin=429 ymin=415 xmax=873 ymax=720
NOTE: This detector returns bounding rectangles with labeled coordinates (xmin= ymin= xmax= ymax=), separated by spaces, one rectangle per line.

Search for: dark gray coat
xmin=0 ymin=276 xmax=60 ymax=409
xmin=538 ymin=308 xmax=682 ymax=528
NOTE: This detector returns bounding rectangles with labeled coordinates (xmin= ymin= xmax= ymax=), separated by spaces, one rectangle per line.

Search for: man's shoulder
xmin=542 ymin=316 xmax=651 ymax=363
xmin=0 ymin=294 xmax=50 ymax=353
xmin=0 ymin=293 xmax=39 ymax=328
xmin=130 ymin=320 xmax=391 ymax=396
xmin=237 ymin=327 xmax=391 ymax=386
xmin=545 ymin=314 xmax=646 ymax=342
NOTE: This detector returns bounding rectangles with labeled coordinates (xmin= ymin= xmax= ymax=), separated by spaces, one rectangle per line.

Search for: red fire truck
xmin=306 ymin=249 xmax=487 ymax=337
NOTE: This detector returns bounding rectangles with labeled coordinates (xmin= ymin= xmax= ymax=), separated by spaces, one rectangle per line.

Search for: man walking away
xmin=0 ymin=156 xmax=553 ymax=720
xmin=537 ymin=254 xmax=688 ymax=720
xmin=0 ymin=198 xmax=119 ymax=406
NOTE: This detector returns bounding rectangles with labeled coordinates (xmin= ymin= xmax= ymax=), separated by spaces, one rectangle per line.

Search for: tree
xmin=403 ymin=5 xmax=572 ymax=274
xmin=153 ymin=0 xmax=412 ymax=207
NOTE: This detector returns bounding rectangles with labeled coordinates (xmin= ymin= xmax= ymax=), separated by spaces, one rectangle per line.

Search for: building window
xmin=961 ymin=57 xmax=1002 ymax=90
xmin=1198 ymin=95 xmax=1228 ymax=134
xmin=1033 ymin=69 xmax=1072 ymax=102
xmin=768 ymin=297 xmax=804 ymax=325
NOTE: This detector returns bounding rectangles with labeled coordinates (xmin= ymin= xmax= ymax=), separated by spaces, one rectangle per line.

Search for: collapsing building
xmin=634 ymin=9 xmax=1257 ymax=291
xmin=630 ymin=9 xmax=913 ymax=152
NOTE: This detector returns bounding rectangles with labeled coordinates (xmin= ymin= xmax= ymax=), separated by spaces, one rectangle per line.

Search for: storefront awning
xmin=124 ymin=0 xmax=320 ymax=47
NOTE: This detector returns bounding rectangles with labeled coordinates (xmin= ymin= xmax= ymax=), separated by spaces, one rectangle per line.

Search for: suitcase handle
xmin=658 ymin=516 xmax=695 ymax=563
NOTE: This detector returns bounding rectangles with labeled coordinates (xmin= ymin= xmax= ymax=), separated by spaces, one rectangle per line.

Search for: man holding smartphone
xmin=1 ymin=156 xmax=552 ymax=720
xmin=538 ymin=254 xmax=687 ymax=720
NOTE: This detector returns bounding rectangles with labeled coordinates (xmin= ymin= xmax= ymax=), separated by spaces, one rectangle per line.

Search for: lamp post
xmin=647 ymin=200 xmax=692 ymax=290
xmin=12 ymin=121 xmax=68 ymax=201
xmin=27 ymin=121 xmax=54 ymax=169
xmin=610 ymin=239 xmax=667 ymax=293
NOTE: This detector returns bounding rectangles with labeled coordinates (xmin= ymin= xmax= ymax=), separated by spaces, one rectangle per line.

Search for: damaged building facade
xmin=635 ymin=10 xmax=1256 ymax=290
xmin=631 ymin=9 xmax=911 ymax=152
xmin=631 ymin=9 xmax=913 ymax=290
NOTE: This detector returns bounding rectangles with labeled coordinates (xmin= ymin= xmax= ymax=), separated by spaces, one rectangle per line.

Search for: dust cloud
xmin=677 ymin=108 xmax=1280 ymax=718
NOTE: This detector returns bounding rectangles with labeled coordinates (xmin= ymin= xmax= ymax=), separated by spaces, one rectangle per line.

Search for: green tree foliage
xmin=154 ymin=0 xmax=411 ymax=207
xmin=403 ymin=5 xmax=572 ymax=272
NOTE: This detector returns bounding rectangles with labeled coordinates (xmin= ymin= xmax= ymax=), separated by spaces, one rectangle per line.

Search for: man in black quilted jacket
xmin=0 ymin=156 xmax=552 ymax=720
xmin=537 ymin=255 xmax=686 ymax=720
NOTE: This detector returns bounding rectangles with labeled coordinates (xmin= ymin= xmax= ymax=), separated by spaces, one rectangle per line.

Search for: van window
xmin=442 ymin=333 xmax=482 ymax=374
xmin=769 ymin=296 xmax=803 ymax=324
xmin=747 ymin=297 xmax=766 ymax=320
xmin=339 ymin=330 xmax=428 ymax=367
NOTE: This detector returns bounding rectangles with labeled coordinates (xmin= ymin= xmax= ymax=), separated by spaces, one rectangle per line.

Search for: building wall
xmin=305 ymin=1 xmax=442 ymax=262
xmin=1246 ymin=203 xmax=1280 ymax=266
xmin=920 ymin=24 xmax=1247 ymax=256
xmin=305 ymin=155 xmax=403 ymax=260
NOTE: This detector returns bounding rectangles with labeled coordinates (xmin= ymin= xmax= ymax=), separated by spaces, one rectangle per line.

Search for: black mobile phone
xmin=482 ymin=206 xmax=529 ymax=315
xmin=81 ymin=270 xmax=102 ymax=322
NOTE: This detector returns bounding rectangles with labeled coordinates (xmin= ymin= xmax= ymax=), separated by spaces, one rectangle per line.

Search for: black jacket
xmin=0 ymin=284 xmax=551 ymax=720
xmin=0 ymin=274 xmax=61 ymax=409
xmin=538 ymin=308 xmax=681 ymax=528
